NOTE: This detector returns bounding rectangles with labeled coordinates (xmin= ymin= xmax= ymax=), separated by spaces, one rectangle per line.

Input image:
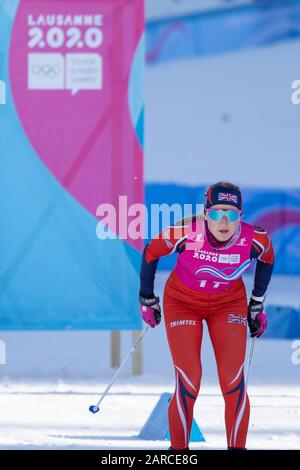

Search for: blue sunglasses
xmin=207 ymin=208 xmax=241 ymax=222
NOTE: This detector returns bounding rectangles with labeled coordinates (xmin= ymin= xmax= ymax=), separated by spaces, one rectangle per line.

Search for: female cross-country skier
xmin=138 ymin=181 xmax=274 ymax=450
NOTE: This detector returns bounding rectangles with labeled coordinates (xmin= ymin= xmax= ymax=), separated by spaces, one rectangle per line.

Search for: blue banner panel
xmin=265 ymin=305 xmax=300 ymax=339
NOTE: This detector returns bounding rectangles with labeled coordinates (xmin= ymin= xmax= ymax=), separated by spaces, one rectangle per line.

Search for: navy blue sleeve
xmin=251 ymin=257 xmax=274 ymax=298
xmin=250 ymin=228 xmax=275 ymax=298
xmin=139 ymin=244 xmax=159 ymax=297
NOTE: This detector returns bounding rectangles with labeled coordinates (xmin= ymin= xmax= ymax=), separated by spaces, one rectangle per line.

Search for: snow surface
xmin=0 ymin=272 xmax=299 ymax=450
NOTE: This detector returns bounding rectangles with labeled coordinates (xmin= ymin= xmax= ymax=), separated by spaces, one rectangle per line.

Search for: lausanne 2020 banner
xmin=0 ymin=0 xmax=144 ymax=330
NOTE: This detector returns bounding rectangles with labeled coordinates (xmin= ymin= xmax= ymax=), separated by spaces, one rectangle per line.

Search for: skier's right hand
xmin=139 ymin=294 xmax=161 ymax=328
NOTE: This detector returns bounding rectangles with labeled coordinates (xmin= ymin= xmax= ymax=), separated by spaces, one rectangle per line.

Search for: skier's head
xmin=204 ymin=181 xmax=242 ymax=242
xmin=204 ymin=181 xmax=242 ymax=212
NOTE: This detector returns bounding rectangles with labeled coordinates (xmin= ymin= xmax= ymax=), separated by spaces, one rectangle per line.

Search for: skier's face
xmin=205 ymin=204 xmax=241 ymax=242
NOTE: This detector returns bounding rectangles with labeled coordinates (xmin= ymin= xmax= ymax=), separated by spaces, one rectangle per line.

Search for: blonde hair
xmin=176 ymin=213 xmax=204 ymax=226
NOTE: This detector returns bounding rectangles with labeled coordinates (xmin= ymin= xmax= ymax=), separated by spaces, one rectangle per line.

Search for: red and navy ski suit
xmin=139 ymin=217 xmax=274 ymax=449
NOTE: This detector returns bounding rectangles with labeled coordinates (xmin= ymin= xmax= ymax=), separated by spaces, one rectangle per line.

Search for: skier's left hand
xmin=247 ymin=297 xmax=268 ymax=338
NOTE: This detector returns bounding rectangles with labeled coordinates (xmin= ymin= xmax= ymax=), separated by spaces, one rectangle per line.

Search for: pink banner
xmin=10 ymin=0 xmax=144 ymax=251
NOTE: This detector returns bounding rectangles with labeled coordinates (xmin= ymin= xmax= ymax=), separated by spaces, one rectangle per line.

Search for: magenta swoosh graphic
xmin=146 ymin=22 xmax=190 ymax=63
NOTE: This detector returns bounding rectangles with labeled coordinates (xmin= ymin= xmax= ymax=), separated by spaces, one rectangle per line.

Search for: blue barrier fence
xmin=146 ymin=0 xmax=300 ymax=64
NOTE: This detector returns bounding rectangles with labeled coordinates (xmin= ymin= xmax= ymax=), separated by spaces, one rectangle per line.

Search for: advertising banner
xmin=0 ymin=0 xmax=144 ymax=330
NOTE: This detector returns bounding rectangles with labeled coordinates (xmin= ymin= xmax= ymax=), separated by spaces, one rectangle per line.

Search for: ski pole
xmin=89 ymin=325 xmax=150 ymax=414
xmin=245 ymin=336 xmax=256 ymax=388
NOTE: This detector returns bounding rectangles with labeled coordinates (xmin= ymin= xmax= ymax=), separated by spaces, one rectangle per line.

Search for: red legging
xmin=163 ymin=275 xmax=250 ymax=450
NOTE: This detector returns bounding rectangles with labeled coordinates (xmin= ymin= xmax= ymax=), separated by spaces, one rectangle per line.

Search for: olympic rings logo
xmin=31 ymin=64 xmax=61 ymax=78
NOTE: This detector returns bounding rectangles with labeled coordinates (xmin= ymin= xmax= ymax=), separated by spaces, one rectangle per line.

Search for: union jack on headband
xmin=218 ymin=193 xmax=238 ymax=203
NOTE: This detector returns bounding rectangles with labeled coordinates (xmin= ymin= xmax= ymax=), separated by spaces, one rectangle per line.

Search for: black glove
xmin=247 ymin=297 xmax=268 ymax=338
